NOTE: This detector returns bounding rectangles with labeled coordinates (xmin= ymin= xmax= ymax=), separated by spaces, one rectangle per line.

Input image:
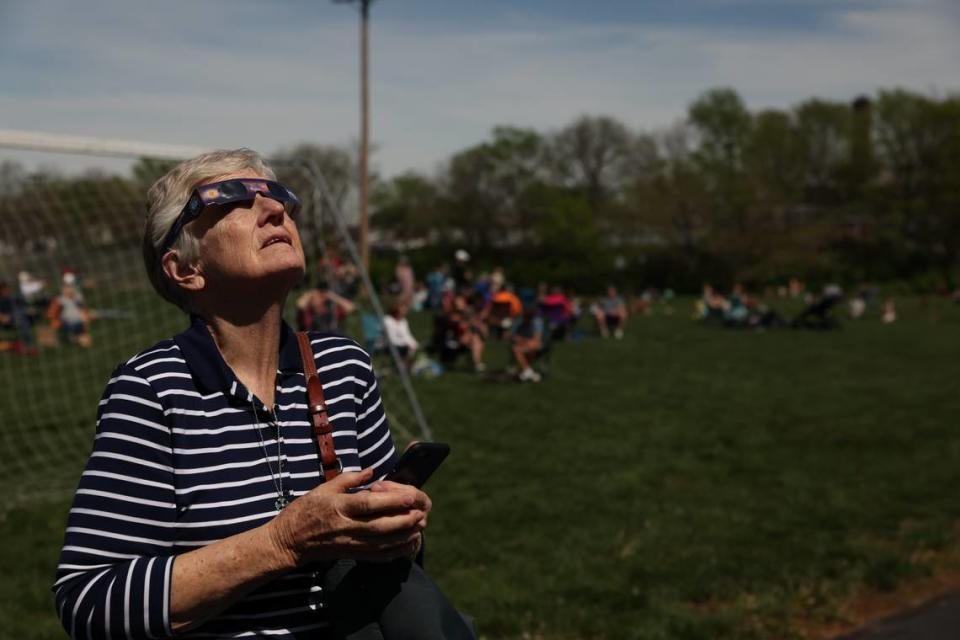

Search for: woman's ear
xmin=161 ymin=250 xmax=205 ymax=294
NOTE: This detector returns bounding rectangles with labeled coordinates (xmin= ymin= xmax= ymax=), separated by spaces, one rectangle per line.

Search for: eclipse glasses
xmin=160 ymin=179 xmax=302 ymax=254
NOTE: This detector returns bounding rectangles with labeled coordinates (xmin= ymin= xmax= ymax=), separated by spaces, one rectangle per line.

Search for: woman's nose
xmin=255 ymin=193 xmax=286 ymax=225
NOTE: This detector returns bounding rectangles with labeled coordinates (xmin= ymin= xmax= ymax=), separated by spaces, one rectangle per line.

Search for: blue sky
xmin=1 ymin=0 xmax=958 ymax=177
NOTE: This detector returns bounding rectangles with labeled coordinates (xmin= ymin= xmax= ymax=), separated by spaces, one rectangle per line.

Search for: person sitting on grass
xmin=723 ymin=283 xmax=751 ymax=327
xmin=882 ymin=298 xmax=897 ymax=323
xmin=430 ymin=288 xmax=486 ymax=372
xmin=722 ymin=290 xmax=783 ymax=331
xmin=483 ymin=282 xmax=522 ymax=339
xmin=46 ymin=282 xmax=92 ymax=347
xmin=295 ymin=279 xmax=355 ymax=334
xmin=0 ymin=279 xmax=38 ymax=355
xmin=450 ymin=289 xmax=487 ymax=372
xmin=382 ymin=300 xmax=419 ymax=371
xmin=592 ymin=285 xmax=627 ymax=339
xmin=511 ymin=305 xmax=544 ymax=383
xmin=695 ymin=284 xmax=730 ymax=322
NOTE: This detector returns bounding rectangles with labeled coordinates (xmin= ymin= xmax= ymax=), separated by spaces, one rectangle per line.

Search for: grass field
xmin=2 ymin=297 xmax=960 ymax=639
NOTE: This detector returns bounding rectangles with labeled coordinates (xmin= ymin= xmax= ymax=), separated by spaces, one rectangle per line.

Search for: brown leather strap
xmin=296 ymin=331 xmax=341 ymax=481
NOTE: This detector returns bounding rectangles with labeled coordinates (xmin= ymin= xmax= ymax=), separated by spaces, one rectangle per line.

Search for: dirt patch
xmin=804 ymin=525 xmax=960 ymax=639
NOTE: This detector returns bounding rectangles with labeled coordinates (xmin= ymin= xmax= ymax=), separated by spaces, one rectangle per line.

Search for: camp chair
xmin=427 ymin=313 xmax=470 ymax=367
xmin=791 ymin=294 xmax=842 ymax=330
xmin=486 ymin=300 xmax=515 ymax=339
xmin=360 ymin=313 xmax=387 ymax=355
xmin=538 ymin=301 xmax=570 ymax=342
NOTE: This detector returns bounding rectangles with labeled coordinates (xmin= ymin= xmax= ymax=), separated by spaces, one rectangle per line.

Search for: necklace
xmin=252 ymin=401 xmax=288 ymax=511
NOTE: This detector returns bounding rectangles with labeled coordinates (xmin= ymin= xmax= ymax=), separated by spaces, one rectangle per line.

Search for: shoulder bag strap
xmin=296 ymin=331 xmax=342 ymax=481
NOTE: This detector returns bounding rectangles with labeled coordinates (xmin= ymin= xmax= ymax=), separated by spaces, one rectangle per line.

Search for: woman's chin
xmin=229 ymin=264 xmax=305 ymax=300
xmin=263 ymin=254 xmax=306 ymax=281
xmin=268 ymin=263 xmax=306 ymax=288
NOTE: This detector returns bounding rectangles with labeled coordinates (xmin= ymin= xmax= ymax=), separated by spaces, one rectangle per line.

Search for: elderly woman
xmin=53 ymin=150 xmax=466 ymax=639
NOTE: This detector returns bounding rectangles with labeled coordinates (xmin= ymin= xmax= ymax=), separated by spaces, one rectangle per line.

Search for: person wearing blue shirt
xmin=52 ymin=149 xmax=467 ymax=639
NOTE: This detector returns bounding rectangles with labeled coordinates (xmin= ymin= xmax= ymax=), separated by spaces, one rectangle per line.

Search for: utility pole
xmin=334 ymin=0 xmax=375 ymax=269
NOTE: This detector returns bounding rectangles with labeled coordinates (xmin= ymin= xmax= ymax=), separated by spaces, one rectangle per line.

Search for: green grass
xmin=3 ymin=297 xmax=960 ymax=639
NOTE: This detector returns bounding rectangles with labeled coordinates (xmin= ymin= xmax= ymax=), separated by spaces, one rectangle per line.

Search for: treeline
xmin=372 ymin=87 xmax=960 ymax=293
xmin=1 ymin=87 xmax=958 ymax=294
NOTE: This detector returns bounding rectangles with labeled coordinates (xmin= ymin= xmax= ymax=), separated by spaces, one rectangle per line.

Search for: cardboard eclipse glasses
xmin=160 ymin=179 xmax=302 ymax=254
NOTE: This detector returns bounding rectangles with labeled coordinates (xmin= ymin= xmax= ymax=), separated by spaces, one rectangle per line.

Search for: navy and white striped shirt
xmin=53 ymin=316 xmax=398 ymax=639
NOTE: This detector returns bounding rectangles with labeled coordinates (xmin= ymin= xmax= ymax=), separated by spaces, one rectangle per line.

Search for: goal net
xmin=0 ymin=140 xmax=430 ymax=513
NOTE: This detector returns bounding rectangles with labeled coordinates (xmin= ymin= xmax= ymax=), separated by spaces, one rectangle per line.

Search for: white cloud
xmin=0 ymin=1 xmax=956 ymax=178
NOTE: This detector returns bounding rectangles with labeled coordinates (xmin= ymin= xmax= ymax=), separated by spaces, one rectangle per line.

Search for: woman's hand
xmin=368 ymin=479 xmax=430 ymax=557
xmin=267 ymin=469 xmax=431 ymax=567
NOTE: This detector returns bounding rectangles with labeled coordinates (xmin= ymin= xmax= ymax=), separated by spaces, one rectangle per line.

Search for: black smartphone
xmin=384 ymin=442 xmax=450 ymax=488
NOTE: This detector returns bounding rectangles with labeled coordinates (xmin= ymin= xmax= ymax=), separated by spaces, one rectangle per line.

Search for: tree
xmin=442 ymin=126 xmax=545 ymax=249
xmin=874 ymin=90 xmax=960 ymax=288
xmin=272 ymin=143 xmax=357 ymax=212
xmin=547 ymin=115 xmax=633 ymax=209
xmin=0 ymin=161 xmax=26 ymax=197
xmin=372 ymin=171 xmax=440 ymax=246
xmin=740 ymin=109 xmax=819 ymax=278
xmin=524 ymin=183 xmax=608 ymax=288
xmin=131 ymin=157 xmax=178 ymax=187
xmin=793 ymin=99 xmax=850 ymax=206
xmin=689 ymin=88 xmax=752 ymax=172
xmin=746 ymin=109 xmax=804 ymax=212
xmin=269 ymin=143 xmax=361 ymax=262
xmin=686 ymin=88 xmax=755 ymax=275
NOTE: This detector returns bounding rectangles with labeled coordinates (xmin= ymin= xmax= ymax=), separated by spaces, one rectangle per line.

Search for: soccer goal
xmin=0 ymin=132 xmax=430 ymax=513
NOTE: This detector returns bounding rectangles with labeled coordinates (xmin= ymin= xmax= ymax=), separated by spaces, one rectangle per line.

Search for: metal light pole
xmin=334 ymin=0 xmax=375 ymax=269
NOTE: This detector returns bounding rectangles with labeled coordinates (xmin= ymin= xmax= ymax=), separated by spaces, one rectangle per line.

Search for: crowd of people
xmin=695 ymin=278 xmax=904 ymax=330
xmin=276 ymin=246 xmax=960 ymax=381
xmin=0 ymin=268 xmax=94 ymax=354
xmin=7 ymin=248 xmax=957 ymax=371
xmin=288 ymin=247 xmax=642 ymax=383
xmin=360 ymin=250 xmax=640 ymax=382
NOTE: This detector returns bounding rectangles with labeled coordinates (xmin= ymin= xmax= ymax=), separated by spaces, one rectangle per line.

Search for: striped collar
xmin=173 ymin=314 xmax=304 ymax=406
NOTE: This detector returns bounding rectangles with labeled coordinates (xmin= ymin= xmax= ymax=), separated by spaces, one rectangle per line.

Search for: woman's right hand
xmin=267 ymin=469 xmax=429 ymax=567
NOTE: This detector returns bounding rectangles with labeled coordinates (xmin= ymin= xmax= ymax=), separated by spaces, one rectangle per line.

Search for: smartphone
xmin=384 ymin=442 xmax=450 ymax=488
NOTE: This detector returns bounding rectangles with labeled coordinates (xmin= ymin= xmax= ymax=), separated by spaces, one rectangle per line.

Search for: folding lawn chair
xmin=791 ymin=294 xmax=842 ymax=330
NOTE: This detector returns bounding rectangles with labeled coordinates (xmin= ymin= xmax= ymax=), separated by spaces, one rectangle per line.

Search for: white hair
xmin=142 ymin=148 xmax=276 ymax=311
